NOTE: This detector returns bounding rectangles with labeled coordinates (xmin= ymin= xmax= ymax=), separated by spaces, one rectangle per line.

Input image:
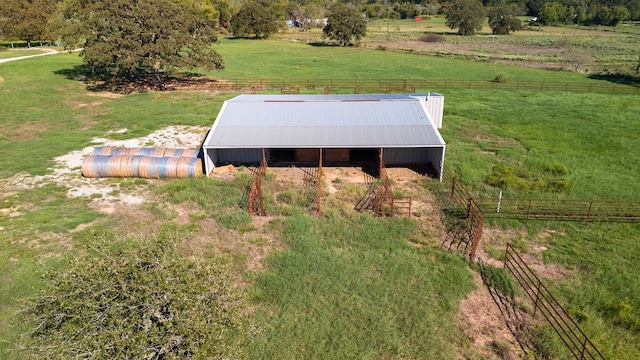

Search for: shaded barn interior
xmin=202 ymin=93 xmax=446 ymax=179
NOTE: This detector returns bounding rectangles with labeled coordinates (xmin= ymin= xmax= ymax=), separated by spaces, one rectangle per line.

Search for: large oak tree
xmin=488 ymin=5 xmax=523 ymax=35
xmin=61 ymin=0 xmax=224 ymax=87
xmin=444 ymin=0 xmax=485 ymax=36
xmin=231 ymin=2 xmax=278 ymax=38
xmin=322 ymin=3 xmax=366 ymax=46
xmin=0 ymin=0 xmax=57 ymax=47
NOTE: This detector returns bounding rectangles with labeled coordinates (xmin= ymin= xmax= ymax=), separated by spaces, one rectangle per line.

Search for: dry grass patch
xmin=457 ymin=271 xmax=523 ymax=360
xmin=0 ymin=121 xmax=56 ymax=141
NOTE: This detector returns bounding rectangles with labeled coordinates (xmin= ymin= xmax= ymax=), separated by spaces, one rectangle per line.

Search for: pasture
xmin=1 ymin=28 xmax=639 ymax=359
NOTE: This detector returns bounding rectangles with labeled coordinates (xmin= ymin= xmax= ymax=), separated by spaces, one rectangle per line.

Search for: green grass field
xmin=1 ymin=32 xmax=639 ymax=358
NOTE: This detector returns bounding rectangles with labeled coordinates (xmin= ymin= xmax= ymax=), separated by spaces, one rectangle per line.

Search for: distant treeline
xmin=1 ymin=0 xmax=638 ymax=48
xmin=284 ymin=0 xmax=640 ymax=24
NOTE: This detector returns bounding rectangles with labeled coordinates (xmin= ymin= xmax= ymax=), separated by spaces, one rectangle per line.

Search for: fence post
xmin=317 ymin=149 xmax=322 ymax=218
xmin=585 ymin=201 xmax=593 ymax=225
xmin=467 ymin=197 xmax=473 ymax=219
xmin=526 ymin=199 xmax=532 ymax=224
xmin=580 ymin=337 xmax=588 ymax=360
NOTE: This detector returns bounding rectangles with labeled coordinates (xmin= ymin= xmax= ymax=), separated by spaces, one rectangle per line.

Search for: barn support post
xmin=317 ymin=148 xmax=322 ymax=218
xmin=258 ymin=149 xmax=267 ymax=216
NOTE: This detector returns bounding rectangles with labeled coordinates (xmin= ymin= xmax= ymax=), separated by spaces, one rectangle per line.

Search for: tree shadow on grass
xmin=53 ymin=64 xmax=93 ymax=81
xmin=53 ymin=64 xmax=224 ymax=94
xmin=588 ymin=72 xmax=640 ymax=86
xmin=307 ymin=41 xmax=332 ymax=47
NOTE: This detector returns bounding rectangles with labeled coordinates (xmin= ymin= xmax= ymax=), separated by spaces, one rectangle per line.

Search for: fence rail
xmin=476 ymin=197 xmax=640 ymax=224
xmin=440 ymin=167 xmax=484 ymax=261
xmin=504 ymin=244 xmax=606 ymax=359
xmin=207 ymin=78 xmax=640 ymax=95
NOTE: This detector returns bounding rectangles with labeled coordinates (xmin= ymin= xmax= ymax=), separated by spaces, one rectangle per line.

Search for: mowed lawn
xmin=1 ymin=37 xmax=639 ymax=358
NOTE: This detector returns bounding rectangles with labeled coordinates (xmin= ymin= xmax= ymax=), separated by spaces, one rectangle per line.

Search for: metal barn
xmin=202 ymin=93 xmax=446 ymax=179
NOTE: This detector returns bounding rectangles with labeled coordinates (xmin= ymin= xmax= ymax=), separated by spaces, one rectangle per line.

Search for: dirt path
xmin=0 ymin=48 xmax=80 ymax=64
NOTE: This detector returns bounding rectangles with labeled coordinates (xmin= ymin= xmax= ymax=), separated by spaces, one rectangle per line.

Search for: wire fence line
xmin=438 ymin=166 xmax=640 ymax=359
xmin=440 ymin=167 xmax=640 ymax=261
xmin=475 ymin=197 xmax=640 ymax=224
xmin=207 ymin=78 xmax=640 ymax=95
xmin=504 ymin=244 xmax=606 ymax=359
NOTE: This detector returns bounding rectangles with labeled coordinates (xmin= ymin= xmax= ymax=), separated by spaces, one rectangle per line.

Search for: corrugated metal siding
xmin=383 ymin=148 xmax=430 ymax=164
xmin=421 ymin=93 xmax=444 ymax=129
xmin=217 ymin=149 xmax=262 ymax=164
xmin=428 ymin=147 xmax=445 ymax=170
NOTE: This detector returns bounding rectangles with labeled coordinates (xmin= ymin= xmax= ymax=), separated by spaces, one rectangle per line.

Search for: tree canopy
xmin=60 ymin=0 xmax=223 ymax=87
xmin=231 ymin=2 xmax=278 ymax=38
xmin=488 ymin=5 xmax=523 ymax=35
xmin=444 ymin=0 xmax=485 ymax=36
xmin=322 ymin=3 xmax=367 ymax=46
xmin=0 ymin=0 xmax=57 ymax=47
xmin=18 ymin=233 xmax=246 ymax=359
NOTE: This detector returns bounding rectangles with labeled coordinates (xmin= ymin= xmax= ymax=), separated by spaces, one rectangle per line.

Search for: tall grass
xmin=441 ymin=89 xmax=640 ymax=199
xmin=246 ymin=213 xmax=475 ymax=358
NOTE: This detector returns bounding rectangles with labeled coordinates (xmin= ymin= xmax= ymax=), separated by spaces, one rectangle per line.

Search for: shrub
xmin=486 ymin=162 xmax=571 ymax=194
xmin=418 ymin=33 xmax=445 ymax=43
xmin=17 ymin=232 xmax=247 ymax=359
xmin=493 ymin=72 xmax=510 ymax=83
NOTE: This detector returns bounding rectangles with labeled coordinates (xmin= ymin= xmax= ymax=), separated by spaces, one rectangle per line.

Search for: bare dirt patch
xmin=458 ymin=272 xmax=523 ymax=360
xmin=1 ymin=125 xmax=209 ymax=212
xmin=366 ymin=40 xmax=570 ymax=71
xmin=70 ymin=100 xmax=104 ymax=108
xmin=86 ymin=92 xmax=125 ymax=99
xmin=479 ymin=225 xmax=572 ymax=281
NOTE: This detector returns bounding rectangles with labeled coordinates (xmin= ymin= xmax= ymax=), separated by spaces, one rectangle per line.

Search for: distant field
xmin=1 ymin=36 xmax=639 ymax=359
xmin=214 ymin=38 xmax=612 ymax=83
xmin=276 ymin=16 xmax=640 ymax=75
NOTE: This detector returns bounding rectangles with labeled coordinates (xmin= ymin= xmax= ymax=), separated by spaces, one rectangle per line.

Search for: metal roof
xmin=203 ymin=94 xmax=445 ymax=149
